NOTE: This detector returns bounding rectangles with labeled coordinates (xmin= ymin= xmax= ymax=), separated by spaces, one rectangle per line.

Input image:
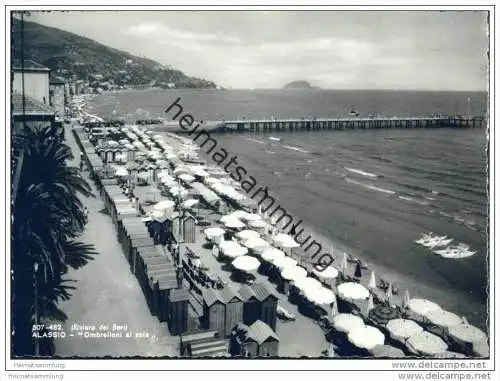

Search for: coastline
xmin=82 ymin=93 xmax=488 ymax=339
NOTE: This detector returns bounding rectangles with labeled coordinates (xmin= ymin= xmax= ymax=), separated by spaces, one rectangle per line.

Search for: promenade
xmin=54 ymin=123 xmax=178 ymax=357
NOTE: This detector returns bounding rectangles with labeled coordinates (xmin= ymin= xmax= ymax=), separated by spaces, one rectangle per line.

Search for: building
xmin=49 ymin=76 xmax=66 ymax=118
xmin=239 ymin=282 xmax=278 ymax=331
xmin=11 ymin=91 xmax=58 ymax=136
xmin=12 ymin=60 xmax=50 ymax=105
xmin=229 ymin=320 xmax=279 ymax=357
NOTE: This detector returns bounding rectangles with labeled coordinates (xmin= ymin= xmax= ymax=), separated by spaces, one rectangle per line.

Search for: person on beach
xmin=354 ymin=260 xmax=362 ymax=281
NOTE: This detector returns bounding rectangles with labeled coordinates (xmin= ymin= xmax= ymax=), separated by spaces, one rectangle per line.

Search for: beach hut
xmin=220 ymin=286 xmax=244 ymax=337
xmin=167 ymin=288 xmax=190 ymax=336
xmin=229 ymin=320 xmax=279 ymax=357
xmin=202 ymin=289 xmax=226 ymax=338
xmin=238 ymin=283 xmax=278 ymax=331
xmin=149 ymin=265 xmax=177 ymax=320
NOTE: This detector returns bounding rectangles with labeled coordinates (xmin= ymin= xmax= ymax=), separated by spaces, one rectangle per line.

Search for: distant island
xmin=11 ymin=17 xmax=217 ymax=90
xmin=283 ymin=80 xmax=319 ymax=89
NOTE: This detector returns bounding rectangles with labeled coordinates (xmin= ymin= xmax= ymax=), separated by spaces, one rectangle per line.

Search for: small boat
xmin=434 ymin=243 xmax=476 ymax=259
xmin=349 ymin=109 xmax=360 ymax=117
xmin=269 ymin=136 xmax=281 ymax=142
xmin=415 ymin=233 xmax=434 ymax=245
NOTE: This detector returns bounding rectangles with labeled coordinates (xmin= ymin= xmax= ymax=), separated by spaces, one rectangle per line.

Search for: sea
xmin=87 ymin=88 xmax=489 ymax=330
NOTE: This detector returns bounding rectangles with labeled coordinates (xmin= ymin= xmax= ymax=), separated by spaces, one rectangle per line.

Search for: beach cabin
xmin=229 ymin=320 xmax=279 ymax=357
xmin=239 ymin=283 xmax=278 ymax=331
xmin=167 ymin=288 xmax=190 ymax=335
xmin=149 ymin=265 xmax=177 ymax=320
xmin=220 ymin=286 xmax=244 ymax=337
xmin=202 ymin=289 xmax=226 ymax=338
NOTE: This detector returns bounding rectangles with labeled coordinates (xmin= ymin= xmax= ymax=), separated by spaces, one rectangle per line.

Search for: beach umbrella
xmin=280 ymin=238 xmax=301 ymax=249
xmin=348 ymin=325 xmax=385 ymax=351
xmin=273 ymin=256 xmax=298 ymax=270
xmin=220 ymin=241 xmax=248 ymax=258
xmin=365 ymin=294 xmax=375 ymax=315
xmin=242 ymin=213 xmax=262 ymax=222
xmin=242 ymin=237 xmax=270 ymax=251
xmin=261 ymin=247 xmax=285 ymax=263
xmin=473 ymin=342 xmax=489 ymax=358
xmin=337 ymin=282 xmax=370 ymax=302
xmin=220 ymin=214 xmax=237 ymax=223
xmin=368 ymin=270 xmax=377 ymax=290
xmin=406 ymin=332 xmax=448 ymax=356
xmin=204 ymin=227 xmax=225 ymax=240
xmin=232 ymin=256 xmax=261 ymax=273
xmin=406 ymin=299 xmax=441 ymax=322
xmin=312 ymin=266 xmax=339 ymax=280
xmin=425 ymin=309 xmax=462 ymax=330
xmin=115 ymin=167 xmax=129 ymax=177
xmin=153 ymin=199 xmax=175 ymax=212
xmin=403 ymin=290 xmax=411 ymax=308
xmin=385 ymin=282 xmax=393 ymax=304
xmin=370 ymin=345 xmax=405 ymax=358
xmin=274 ymin=234 xmax=298 ymax=247
xmin=230 ymin=210 xmax=250 ymax=220
xmin=304 ymin=286 xmax=336 ymax=305
xmin=235 ymin=230 xmax=260 ymax=240
xmin=293 ymin=277 xmax=322 ymax=292
xmin=328 ymin=343 xmax=336 ymax=358
xmin=340 ymin=253 xmax=348 ymax=276
xmin=280 ymin=265 xmax=307 ymax=281
xmin=331 ymin=296 xmax=339 ymax=318
xmin=386 ymin=319 xmax=423 ymax=343
xmin=173 ymin=167 xmax=190 ymax=175
xmin=333 ymin=313 xmax=365 ymax=334
xmin=249 ymin=219 xmax=268 ymax=229
xmin=182 ymin=199 xmax=199 ymax=209
xmin=369 ymin=305 xmax=401 ymax=326
xmin=223 ymin=218 xmax=246 ymax=229
xmin=448 ymin=324 xmax=487 ymax=345
xmin=178 ymin=173 xmax=196 ymax=183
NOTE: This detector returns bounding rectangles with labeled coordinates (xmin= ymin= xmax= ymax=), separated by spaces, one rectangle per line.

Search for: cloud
xmin=124 ymin=22 xmax=240 ymax=43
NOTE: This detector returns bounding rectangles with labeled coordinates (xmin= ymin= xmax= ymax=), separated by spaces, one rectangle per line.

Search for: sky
xmin=26 ymin=10 xmax=488 ymax=91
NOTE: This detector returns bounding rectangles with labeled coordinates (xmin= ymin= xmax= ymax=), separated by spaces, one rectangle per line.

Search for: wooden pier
xmin=210 ymin=116 xmax=483 ymax=133
xmin=157 ymin=115 xmax=484 ymax=133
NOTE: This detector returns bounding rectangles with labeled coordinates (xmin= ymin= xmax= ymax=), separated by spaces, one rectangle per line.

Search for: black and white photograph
xmin=3 ymin=2 xmax=498 ymax=380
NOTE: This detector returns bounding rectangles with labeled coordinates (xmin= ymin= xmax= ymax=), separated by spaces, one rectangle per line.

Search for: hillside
xmin=284 ymin=80 xmax=319 ymax=89
xmin=11 ymin=17 xmax=217 ymax=89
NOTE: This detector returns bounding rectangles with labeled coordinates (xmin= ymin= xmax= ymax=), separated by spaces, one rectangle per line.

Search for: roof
xmin=13 ymin=60 xmax=50 ymax=72
xmin=170 ymin=288 xmax=190 ymax=303
xmin=246 ymin=320 xmax=279 ymax=345
xmin=239 ymin=282 xmax=277 ymax=302
xmin=12 ymin=92 xmax=55 ymax=116
xmin=203 ymin=288 xmax=224 ymax=307
xmin=219 ymin=284 xmax=242 ymax=303
xmin=49 ymin=76 xmax=66 ymax=85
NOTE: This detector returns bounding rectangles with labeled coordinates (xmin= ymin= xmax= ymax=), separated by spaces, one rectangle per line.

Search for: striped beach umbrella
xmin=368 ymin=270 xmax=377 ymax=290
xmin=365 ymin=294 xmax=375 ymax=315
xmin=403 ymin=290 xmax=411 ymax=308
xmin=369 ymin=305 xmax=401 ymax=326
xmin=340 ymin=253 xmax=348 ymax=276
